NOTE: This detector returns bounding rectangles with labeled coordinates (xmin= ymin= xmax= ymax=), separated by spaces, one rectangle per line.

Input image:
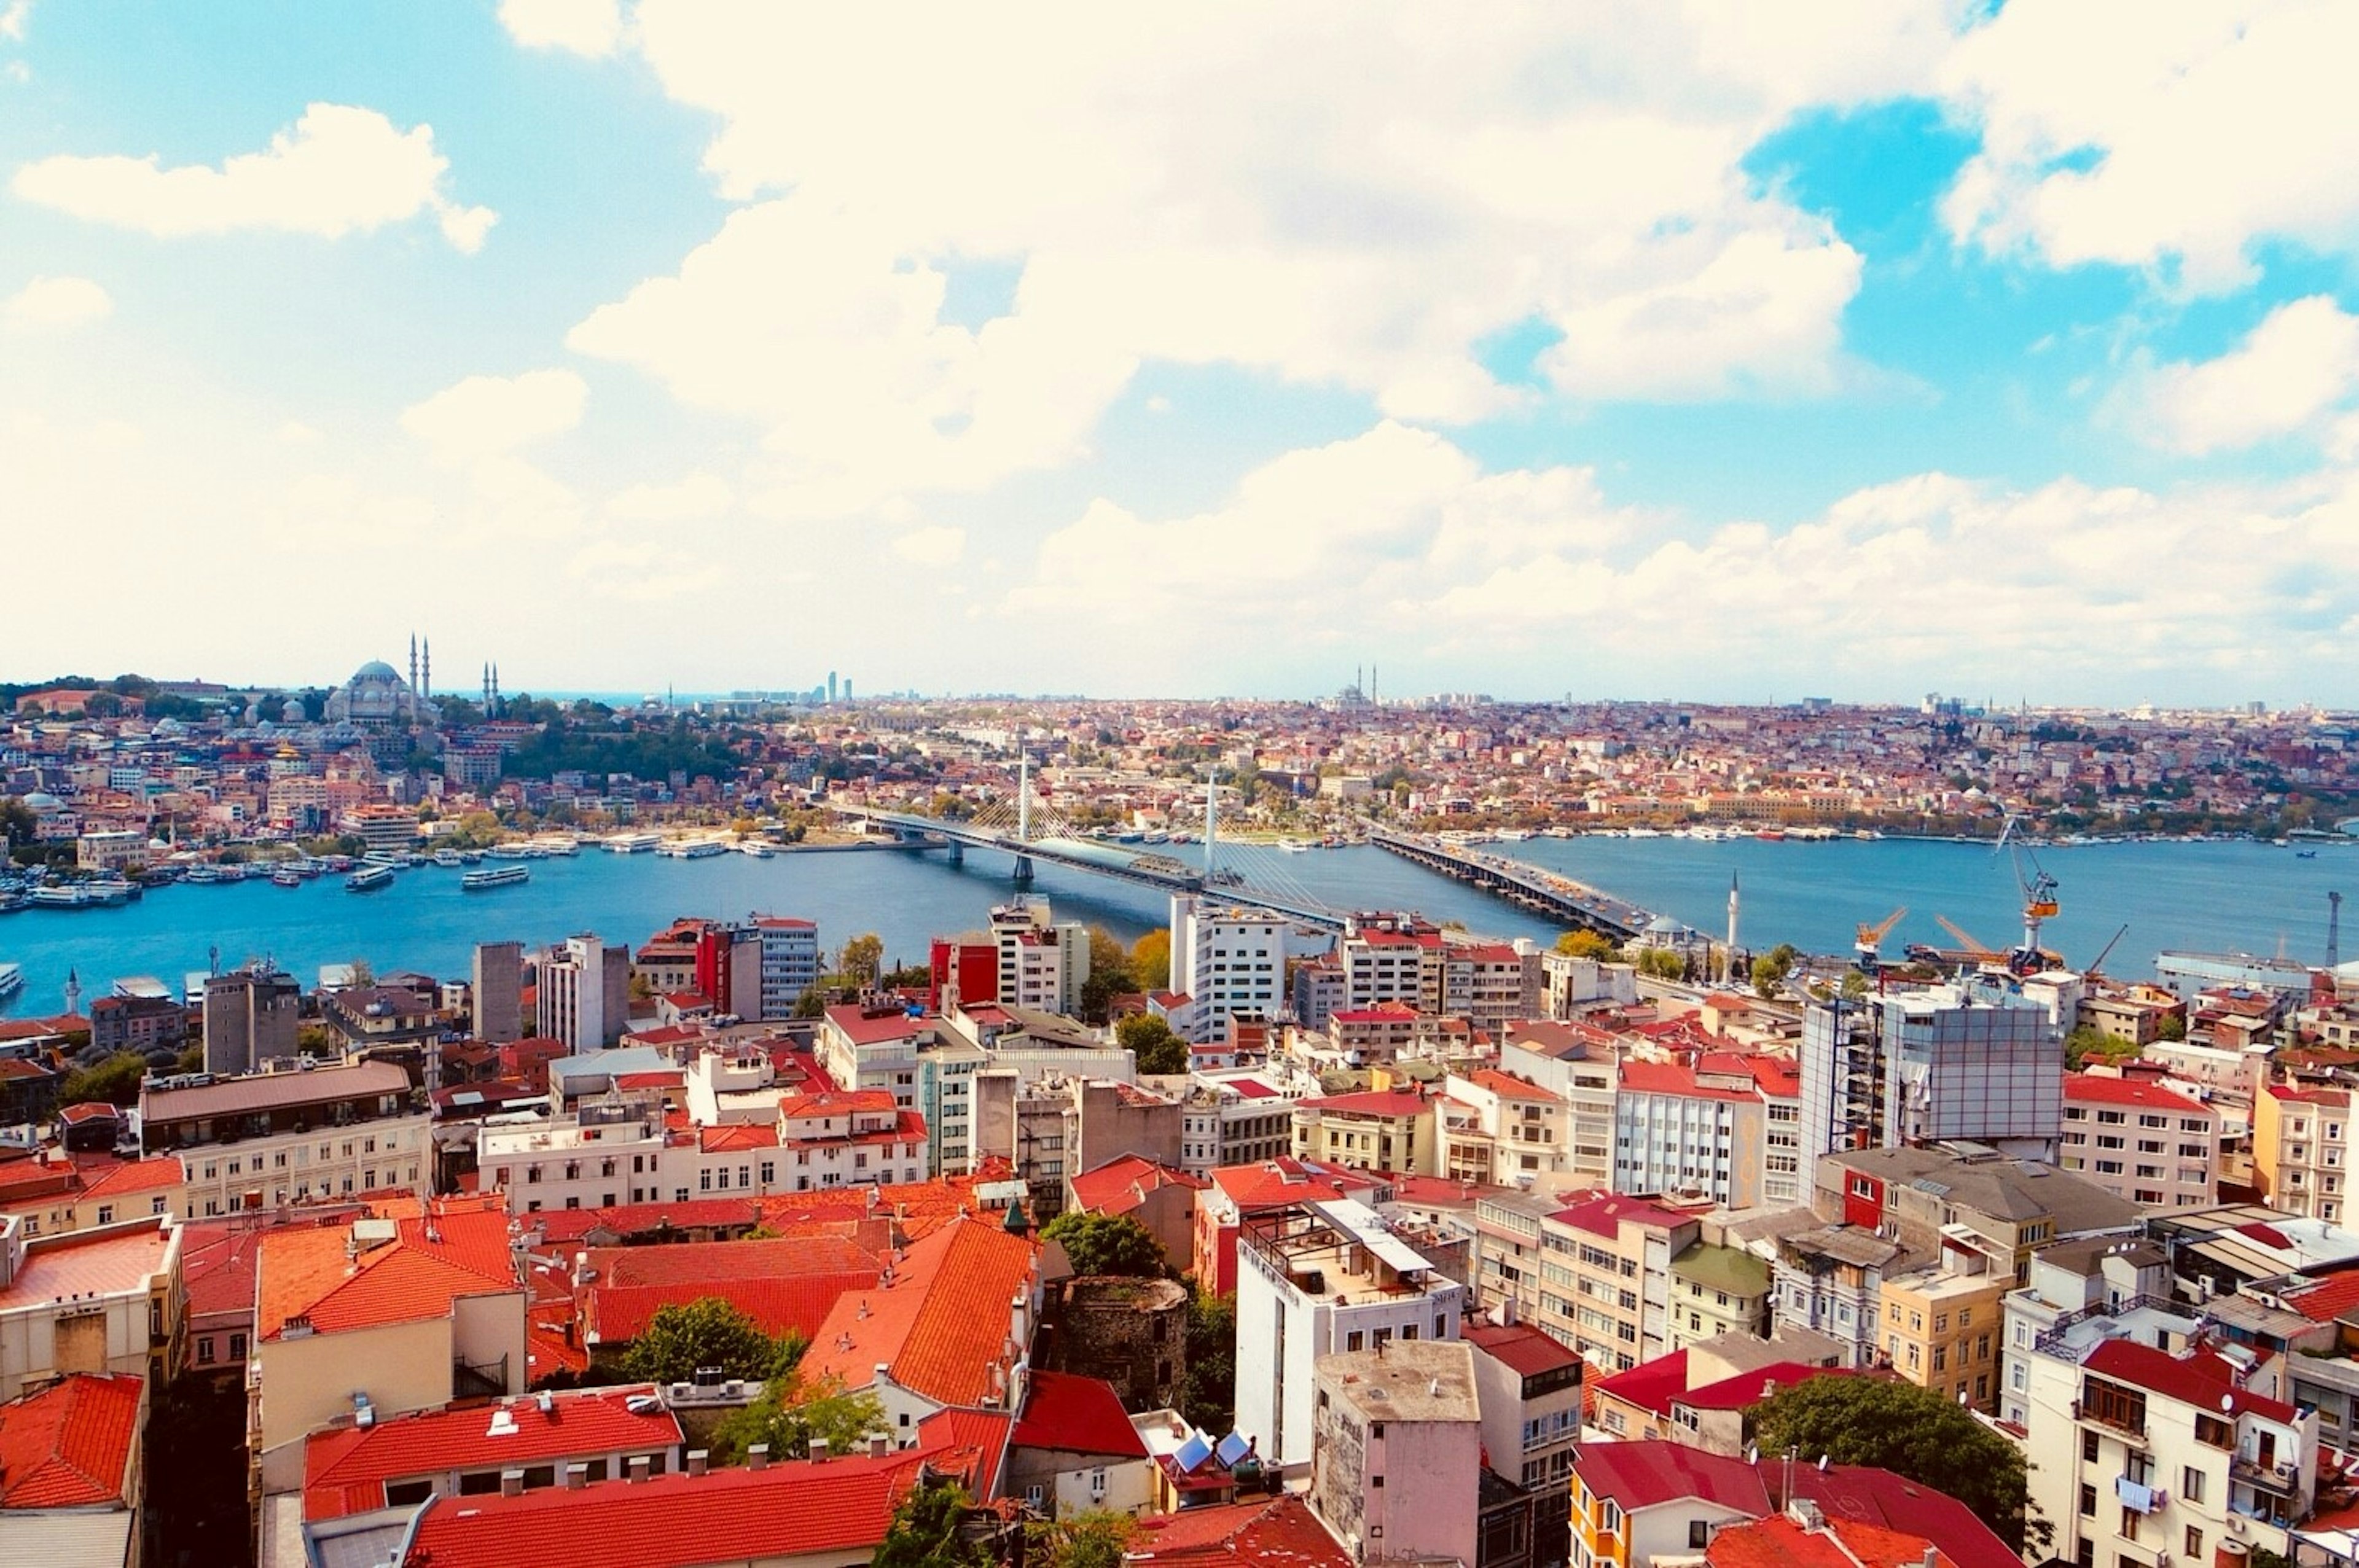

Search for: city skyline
xmin=5 ymin=4 xmax=2358 ymax=703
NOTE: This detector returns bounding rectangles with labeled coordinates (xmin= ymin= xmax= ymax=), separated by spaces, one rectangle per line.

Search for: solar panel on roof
xmin=1175 ymin=1432 xmax=1215 ymax=1472
xmin=1216 ymin=1432 xmax=1250 ymax=1465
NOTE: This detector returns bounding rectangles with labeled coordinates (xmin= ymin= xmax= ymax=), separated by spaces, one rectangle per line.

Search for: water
xmin=1 ymin=835 xmax=2350 ymax=1016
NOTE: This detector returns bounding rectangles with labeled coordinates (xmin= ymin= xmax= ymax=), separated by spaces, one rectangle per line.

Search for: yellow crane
xmin=1935 ymin=914 xmax=2001 ymax=961
xmin=1853 ymin=907 xmax=1907 ymax=974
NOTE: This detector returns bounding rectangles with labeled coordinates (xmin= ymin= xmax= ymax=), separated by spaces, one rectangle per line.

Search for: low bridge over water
xmin=1362 ymin=827 xmax=1655 ymax=941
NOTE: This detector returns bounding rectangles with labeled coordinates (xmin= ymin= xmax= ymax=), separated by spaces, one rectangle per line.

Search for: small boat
xmin=272 ymin=868 xmax=303 ymax=888
xmin=432 ymin=849 xmax=465 ymax=868
xmin=462 ymin=864 xmax=530 ymax=891
xmin=737 ymin=840 xmax=775 ymax=859
xmin=0 ymin=894 xmax=26 ymax=915
xmin=606 ymin=833 xmax=661 ymax=853
xmin=485 ymin=843 xmax=534 ymax=860
xmin=0 ymin=962 xmax=20 ymax=1001
xmin=2298 ymin=849 xmax=2319 ymax=859
xmin=345 ymin=864 xmax=396 ymax=893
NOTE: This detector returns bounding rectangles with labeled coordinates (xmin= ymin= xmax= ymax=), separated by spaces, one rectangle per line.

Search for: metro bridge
xmin=830 ymin=794 xmax=1347 ymax=932
xmin=1361 ymin=825 xmax=1654 ymax=942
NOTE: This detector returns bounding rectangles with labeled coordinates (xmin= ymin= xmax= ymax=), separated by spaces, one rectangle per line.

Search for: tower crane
xmin=1995 ymin=813 xmax=2059 ymax=975
xmin=1934 ymin=915 xmax=2002 ymax=964
xmin=2083 ymin=923 xmax=2129 ymax=979
xmin=1853 ymin=907 xmax=1907 ymax=975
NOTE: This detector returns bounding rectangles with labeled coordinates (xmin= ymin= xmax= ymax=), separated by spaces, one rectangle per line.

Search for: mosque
xmin=325 ymin=636 xmax=440 ymax=728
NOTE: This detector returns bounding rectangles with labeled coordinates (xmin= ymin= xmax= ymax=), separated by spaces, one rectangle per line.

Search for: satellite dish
xmin=2223 ymin=1394 xmax=2237 ymax=1413
xmin=1747 ymin=1445 xmax=1759 ymax=1464
xmin=1817 ymin=1454 xmax=1830 ymax=1472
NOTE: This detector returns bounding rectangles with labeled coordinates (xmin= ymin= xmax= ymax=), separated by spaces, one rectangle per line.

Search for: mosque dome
xmin=353 ymin=660 xmax=401 ymax=682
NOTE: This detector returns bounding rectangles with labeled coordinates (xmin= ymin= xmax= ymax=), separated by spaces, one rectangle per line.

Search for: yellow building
xmin=2254 ymin=1081 xmax=2355 ymax=1223
xmin=1289 ymin=1087 xmax=1436 ymax=1176
xmin=1876 ymin=1254 xmax=2008 ymax=1411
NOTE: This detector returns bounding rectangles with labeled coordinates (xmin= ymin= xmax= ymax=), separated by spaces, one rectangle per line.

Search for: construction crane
xmin=1994 ymin=813 xmax=2060 ymax=975
xmin=2083 ymin=923 xmax=2129 ymax=978
xmin=1935 ymin=915 xmax=2001 ymax=962
xmin=1854 ymin=907 xmax=1907 ymax=975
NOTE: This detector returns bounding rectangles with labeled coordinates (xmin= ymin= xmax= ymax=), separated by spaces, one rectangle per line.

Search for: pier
xmin=1363 ymin=826 xmax=1654 ymax=940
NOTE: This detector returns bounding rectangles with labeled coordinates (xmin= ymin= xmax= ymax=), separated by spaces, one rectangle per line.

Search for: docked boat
xmin=0 ymin=962 xmax=20 ymax=1002
xmin=462 ymin=864 xmax=531 ymax=891
xmin=272 ymin=868 xmax=303 ymax=888
xmin=737 ymin=840 xmax=775 ymax=858
xmin=345 ymin=864 xmax=396 ymax=893
xmin=605 ymin=833 xmax=661 ymax=854
xmin=485 ymin=843 xmax=534 ymax=860
xmin=658 ymin=839 xmax=728 ymax=859
xmin=432 ymin=848 xmax=466 ymax=868
xmin=30 ymin=881 xmax=134 ymax=909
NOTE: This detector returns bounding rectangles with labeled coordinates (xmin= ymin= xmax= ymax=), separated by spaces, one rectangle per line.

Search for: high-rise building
xmin=1799 ymin=980 xmax=2064 ymax=1192
xmin=202 ymin=965 xmax=301 ymax=1075
xmin=1173 ymin=895 xmax=1286 ymax=1042
xmin=751 ymin=916 xmax=821 ymax=1020
xmin=471 ymin=940 xmax=524 ymax=1043
xmin=692 ymin=923 xmax=765 ymax=1019
xmin=990 ymin=899 xmax=1089 ymax=1015
xmin=536 ymin=935 xmax=630 ymax=1051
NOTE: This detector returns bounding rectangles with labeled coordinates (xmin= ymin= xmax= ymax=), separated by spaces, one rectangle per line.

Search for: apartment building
xmin=202 ymin=965 xmax=301 ymax=1076
xmin=140 ymin=1061 xmax=429 ymax=1217
xmin=752 ymin=916 xmax=821 ymax=1018
xmin=1192 ymin=1157 xmax=1388 ymax=1297
xmin=1234 ymin=1197 xmax=1466 ymax=1469
xmin=1540 ymin=1195 xmax=1700 ymax=1373
xmin=2255 ymin=1081 xmax=2355 ymax=1223
xmin=1172 ymin=897 xmax=1287 ymax=1043
xmin=1498 ymin=1020 xmax=1617 ymax=1183
xmin=1874 ymin=1247 xmax=2009 ymax=1411
xmin=1465 ymin=1317 xmax=1584 ymax=1504
xmin=1309 ymin=1340 xmax=1482 ymax=1568
xmin=1666 ymin=1243 xmax=1771 ymax=1351
xmin=1176 ymin=1075 xmax=1296 ymax=1178
xmin=537 ymin=934 xmax=630 ymax=1051
xmin=1291 ymin=1088 xmax=1435 ymax=1177
xmin=471 ymin=940 xmax=525 ymax=1043
xmin=2060 ymin=1072 xmax=2219 ymax=1210
xmin=1439 ymin=941 xmax=1540 ymax=1031
xmin=1538 ymin=950 xmax=1637 ymax=1021
xmin=1439 ymin=1069 xmax=1568 ymax=1188
xmin=0 ymin=1214 xmax=184 ymax=1402
xmin=1610 ymin=1055 xmax=1800 ymax=1210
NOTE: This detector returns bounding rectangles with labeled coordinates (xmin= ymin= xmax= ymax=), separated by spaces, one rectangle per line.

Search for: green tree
xmin=1554 ymin=929 xmax=1618 ymax=961
xmin=1116 ymin=1013 xmax=1188 ymax=1075
xmin=1030 ymin=1511 xmax=1134 ymax=1568
xmin=1635 ymin=946 xmax=1686 ymax=980
xmin=0 ymin=797 xmax=36 ymax=848
xmin=873 ymin=1480 xmax=987 ymax=1568
xmin=710 ymin=1371 xmax=882 ymax=1464
xmin=1180 ymin=1286 xmax=1235 ymax=1435
xmin=622 ymin=1297 xmax=779 ymax=1385
xmin=1750 ymin=1375 xmax=2045 ymax=1554
xmin=2157 ymin=1012 xmax=2188 ymax=1042
xmin=1751 ymin=944 xmax=1798 ymax=999
xmin=839 ymin=933 xmax=885 ymax=986
xmin=1040 ymin=1212 xmax=1167 ymax=1277
xmin=2064 ymin=1025 xmax=2141 ymax=1071
xmin=1839 ymin=968 xmax=1871 ymax=1000
xmin=59 ymin=1051 xmax=149 ymax=1108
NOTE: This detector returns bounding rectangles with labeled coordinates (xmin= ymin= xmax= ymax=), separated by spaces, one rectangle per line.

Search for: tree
xmin=2157 ymin=1012 xmax=2188 ymax=1042
xmin=1751 ymin=946 xmax=1797 ymax=999
xmin=838 ymin=933 xmax=884 ymax=986
xmin=2064 ymin=1025 xmax=2141 ymax=1071
xmin=1132 ymin=928 xmax=1172 ymax=990
xmin=1750 ymin=1375 xmax=2044 ymax=1553
xmin=1040 ymin=1211 xmax=1167 ymax=1278
xmin=1030 ymin=1511 xmax=1134 ymax=1568
xmin=59 ymin=1051 xmax=149 ymax=1108
xmin=709 ymin=1371 xmax=882 ymax=1464
xmin=1180 ymin=1286 xmax=1235 ymax=1435
xmin=622 ymin=1296 xmax=779 ymax=1385
xmin=1116 ymin=1013 xmax=1188 ymax=1075
xmin=0 ymin=797 xmax=36 ymax=848
xmin=1554 ymin=929 xmax=1617 ymax=961
xmin=1839 ymin=968 xmax=1871 ymax=1000
xmin=874 ymin=1480 xmax=988 ymax=1568
xmin=1635 ymin=946 xmax=1686 ymax=980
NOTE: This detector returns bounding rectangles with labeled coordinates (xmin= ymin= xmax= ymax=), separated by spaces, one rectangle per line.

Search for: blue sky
xmin=4 ymin=0 xmax=2358 ymax=706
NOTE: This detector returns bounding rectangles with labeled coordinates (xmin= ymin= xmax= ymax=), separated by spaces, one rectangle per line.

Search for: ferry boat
xmin=345 ymin=863 xmax=396 ymax=894
xmin=462 ymin=864 xmax=531 ymax=891
xmin=432 ymin=848 xmax=466 ymax=868
xmin=30 ymin=881 xmax=135 ymax=909
xmin=1279 ymin=838 xmax=1315 ymax=853
xmin=272 ymin=868 xmax=303 ymax=888
xmin=737 ymin=840 xmax=775 ymax=858
xmin=485 ymin=843 xmax=535 ymax=860
xmin=527 ymin=835 xmax=580 ymax=857
xmin=657 ymin=839 xmax=728 ymax=859
xmin=0 ymin=963 xmax=20 ymax=1002
xmin=605 ymin=833 xmax=662 ymax=854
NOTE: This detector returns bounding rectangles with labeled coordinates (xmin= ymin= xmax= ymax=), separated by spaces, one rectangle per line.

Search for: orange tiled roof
xmin=802 ymin=1212 xmax=1039 ymax=1406
xmin=257 ymin=1207 xmax=518 ymax=1341
xmin=0 ymin=1372 xmax=143 ymax=1510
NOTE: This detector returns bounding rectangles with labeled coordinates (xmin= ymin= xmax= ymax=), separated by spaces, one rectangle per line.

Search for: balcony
xmin=2231 ymin=1454 xmax=2300 ymax=1495
xmin=2114 ymin=1475 xmax=2165 ymax=1513
xmin=2070 ymin=1401 xmax=2149 ymax=1449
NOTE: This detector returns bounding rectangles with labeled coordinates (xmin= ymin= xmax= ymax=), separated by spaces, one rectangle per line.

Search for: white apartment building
xmin=1438 ymin=1068 xmax=1569 ymax=1188
xmin=1497 ymin=1021 xmax=1618 ymax=1183
xmin=1439 ymin=940 xmax=1540 ymax=1031
xmin=139 ymin=1061 xmax=429 ymax=1217
xmin=2060 ymin=1073 xmax=2219 ymax=1209
xmin=538 ymin=934 xmax=628 ymax=1051
xmin=1234 ymin=1197 xmax=1466 ymax=1470
xmin=1173 ymin=896 xmax=1287 ymax=1043
xmin=990 ymin=899 xmax=1088 ymax=1016
xmin=2256 ymin=1082 xmax=2357 ymax=1224
xmin=753 ymin=917 xmax=821 ymax=1019
xmin=1340 ymin=928 xmax=1428 ymax=1013
xmin=1610 ymin=1056 xmax=1802 ymax=1210
xmin=1178 ymin=1074 xmax=1298 ymax=1177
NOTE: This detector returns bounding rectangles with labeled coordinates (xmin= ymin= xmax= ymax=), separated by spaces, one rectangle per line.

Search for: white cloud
xmin=499 ymin=0 xmax=624 ymax=57
xmin=568 ymin=3 xmax=1952 ymax=509
xmin=606 ymin=473 xmax=735 ymax=522
xmin=890 ymin=525 xmax=965 ymax=568
xmin=1004 ymin=421 xmax=2359 ymax=696
xmin=0 ymin=1 xmax=28 ymax=43
xmin=275 ymin=420 xmax=323 ymax=445
xmin=399 ymin=369 xmax=587 ymax=464
xmin=2137 ymin=295 xmax=2359 ymax=454
xmin=2 ymin=275 xmax=109 ymax=332
xmin=12 ymin=102 xmax=498 ymax=251
xmin=1940 ymin=1 xmax=2359 ymax=291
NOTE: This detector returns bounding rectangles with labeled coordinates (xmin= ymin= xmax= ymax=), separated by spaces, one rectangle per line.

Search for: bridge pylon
xmin=1011 ymin=853 xmax=1035 ymax=884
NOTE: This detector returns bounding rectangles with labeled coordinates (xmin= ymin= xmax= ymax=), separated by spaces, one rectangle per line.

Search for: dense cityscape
xmin=1 ymin=655 xmax=2358 ymax=1567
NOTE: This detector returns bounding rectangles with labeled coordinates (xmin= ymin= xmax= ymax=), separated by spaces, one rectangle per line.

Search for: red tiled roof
xmin=1778 ymin=1464 xmax=2017 ymax=1568
xmin=1707 ymin=1515 xmax=1952 ymax=1568
xmin=302 ymin=1386 xmax=683 ymax=1519
xmin=2064 ymin=1074 xmax=2212 ymax=1112
xmin=1068 ymin=1155 xmax=1208 ymax=1218
xmin=257 ymin=1207 xmax=518 ymax=1341
xmin=1551 ymin=1193 xmax=1695 ymax=1238
xmin=1013 ymin=1370 xmax=1148 ymax=1459
xmin=0 ymin=1372 xmax=143 ymax=1509
xmin=581 ymin=1235 xmax=883 ymax=1345
xmin=1465 ymin=1067 xmax=1560 ymax=1102
xmin=1576 ymin=1438 xmax=1769 ymax=1512
xmin=2081 ymin=1338 xmax=2295 ymax=1422
xmin=1295 ymin=1089 xmax=1428 ymax=1117
xmin=529 ymin=1198 xmax=763 ymax=1246
xmin=803 ymin=1212 xmax=1039 ymax=1406
xmin=1592 ymin=1351 xmax=1689 ymax=1418
xmin=1464 ymin=1321 xmax=1582 ymax=1379
xmin=1617 ymin=1059 xmax=1754 ymax=1102
xmin=1676 ymin=1362 xmax=1863 ymax=1412
xmin=2283 ymin=1269 xmax=2359 ymax=1324
xmin=823 ymin=1004 xmax=923 ymax=1046
xmin=1208 ymin=1158 xmax=1380 ymax=1212
xmin=1125 ymin=1493 xmax=1352 ymax=1568
xmin=401 ymin=1446 xmax=931 ymax=1568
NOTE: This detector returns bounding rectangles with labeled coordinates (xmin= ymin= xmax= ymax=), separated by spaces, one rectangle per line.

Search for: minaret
xmin=421 ymin=639 xmax=431 ymax=700
xmin=1725 ymin=873 xmax=1740 ymax=986
xmin=482 ymin=663 xmax=491 ymax=709
xmin=63 ymin=968 xmax=80 ymax=1019
xmin=409 ymin=634 xmax=419 ymax=694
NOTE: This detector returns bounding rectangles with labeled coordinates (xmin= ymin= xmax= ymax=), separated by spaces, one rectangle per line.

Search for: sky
xmin=4 ymin=1 xmax=2358 ymax=706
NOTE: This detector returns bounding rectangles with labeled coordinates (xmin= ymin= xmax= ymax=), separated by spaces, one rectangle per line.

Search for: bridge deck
xmin=1362 ymin=828 xmax=1653 ymax=940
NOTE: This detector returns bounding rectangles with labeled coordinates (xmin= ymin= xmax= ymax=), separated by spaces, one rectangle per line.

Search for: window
xmin=2079 ymin=1483 xmax=2096 ymax=1517
xmin=2181 ymin=1465 xmax=2205 ymax=1503
xmin=2083 ymin=1431 xmax=2100 ymax=1464
xmin=1688 ymin=1521 xmax=1711 ymax=1549
xmin=2185 ymin=1526 xmax=2203 ymax=1559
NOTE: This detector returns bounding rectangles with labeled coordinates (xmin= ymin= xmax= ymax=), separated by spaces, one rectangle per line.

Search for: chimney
xmin=564 ymin=1463 xmax=588 ymax=1491
xmin=500 ymin=1469 xmax=525 ymax=1497
xmin=1920 ymin=1550 xmax=1939 ymax=1568
xmin=687 ymin=1449 xmax=708 ymax=1477
xmin=627 ymin=1456 xmax=652 ymax=1484
xmin=809 ymin=1437 xmax=829 ymax=1463
xmin=870 ymin=1433 xmax=891 ymax=1457
xmin=747 ymin=1443 xmax=770 ymax=1471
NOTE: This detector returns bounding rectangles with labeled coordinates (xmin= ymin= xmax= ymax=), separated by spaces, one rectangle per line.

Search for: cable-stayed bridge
xmin=831 ymin=778 xmax=1346 ymax=930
